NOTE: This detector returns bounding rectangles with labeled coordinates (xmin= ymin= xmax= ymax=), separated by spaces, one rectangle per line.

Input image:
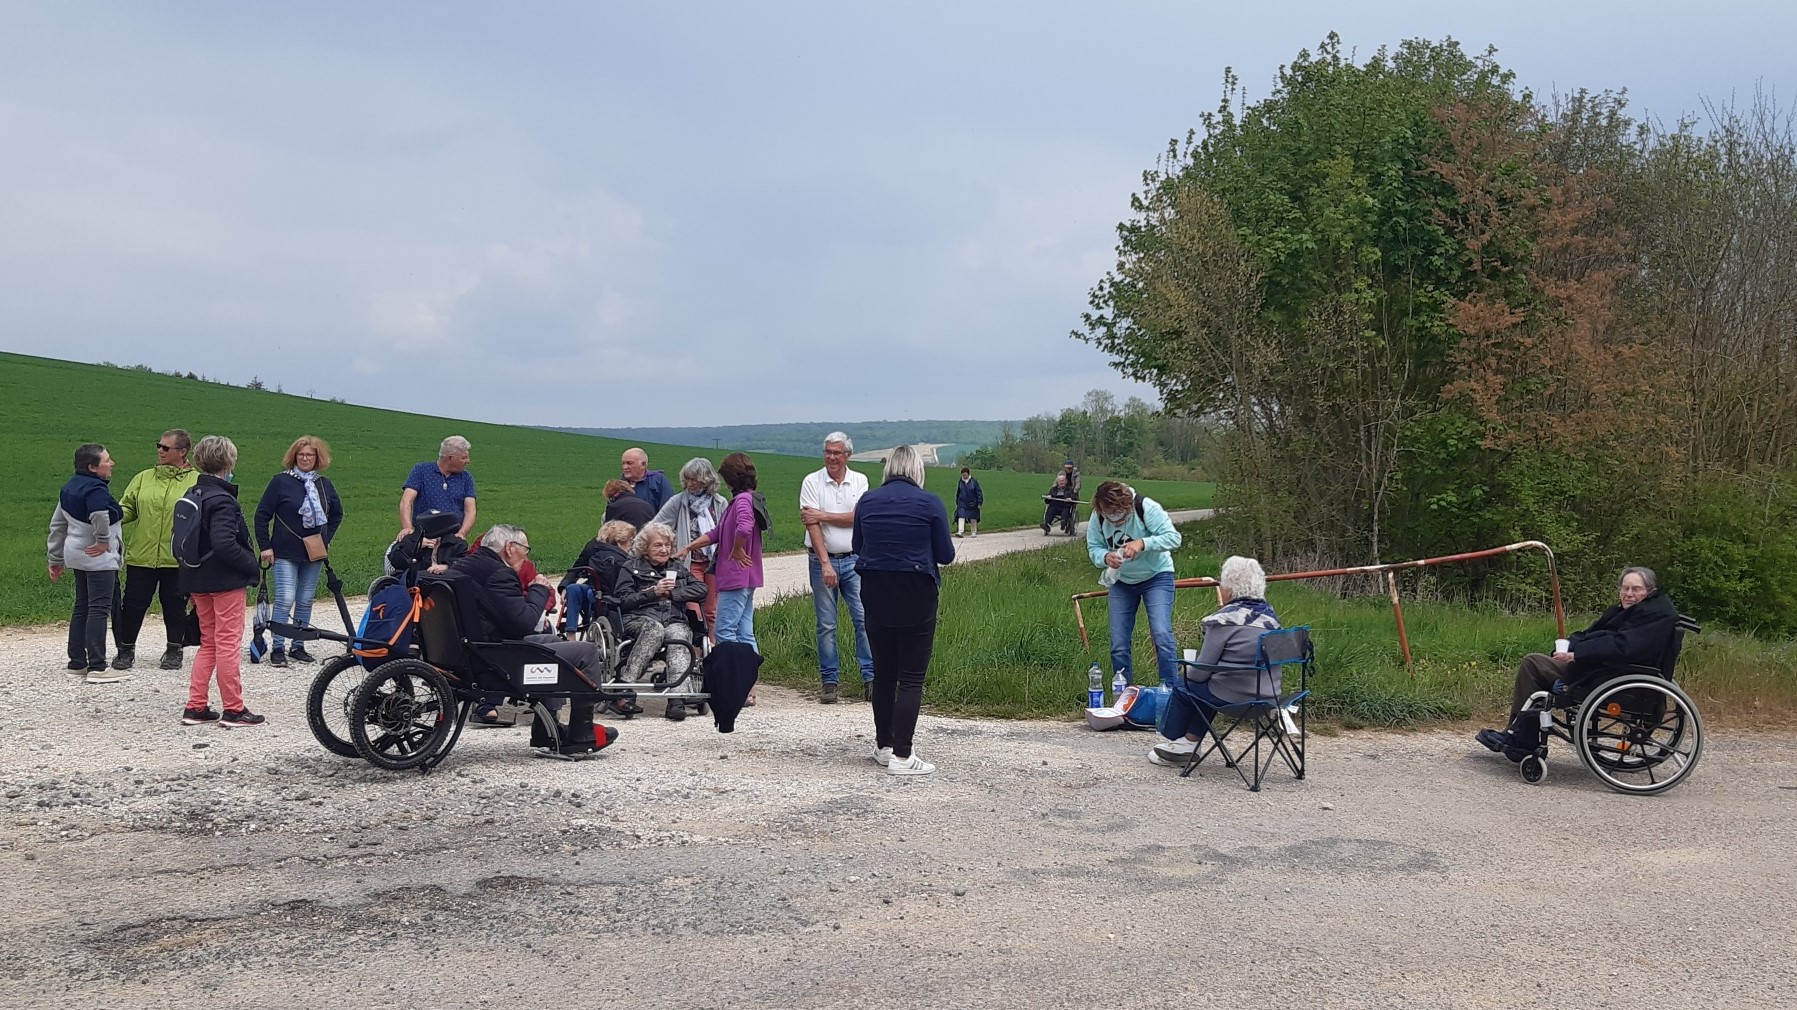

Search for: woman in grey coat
xmin=1148 ymin=555 xmax=1280 ymax=767
xmin=650 ymin=457 xmax=729 ymax=636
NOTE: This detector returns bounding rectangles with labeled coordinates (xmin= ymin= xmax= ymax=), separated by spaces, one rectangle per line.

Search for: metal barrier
xmin=1070 ymin=540 xmax=1566 ymax=670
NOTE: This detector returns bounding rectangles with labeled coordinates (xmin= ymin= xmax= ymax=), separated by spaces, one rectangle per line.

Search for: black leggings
xmin=861 ymin=570 xmax=940 ymax=760
xmin=115 ymin=564 xmax=186 ymax=647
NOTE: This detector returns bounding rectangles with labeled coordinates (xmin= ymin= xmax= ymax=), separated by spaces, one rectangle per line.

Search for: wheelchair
xmin=332 ymin=579 xmax=636 ymax=772
xmin=560 ymin=565 xmax=709 ymax=720
xmin=1510 ymin=615 xmax=1704 ymax=795
xmin=1041 ymin=495 xmax=1078 ymax=536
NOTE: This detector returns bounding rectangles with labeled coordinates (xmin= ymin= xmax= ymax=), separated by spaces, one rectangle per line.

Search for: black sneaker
xmin=820 ymin=683 xmax=840 ymax=705
xmin=1475 ymin=728 xmax=1512 ymax=753
xmin=182 ymin=706 xmax=220 ymax=725
xmin=114 ymin=645 xmax=136 ymax=670
xmin=268 ymin=648 xmax=288 ymax=668
xmin=664 ymin=699 xmax=687 ymax=721
xmin=159 ymin=646 xmax=185 ymax=670
xmin=66 ymin=660 xmax=87 ymax=673
xmin=221 ymin=708 xmax=266 ymax=728
xmin=287 ymin=644 xmax=317 ymax=664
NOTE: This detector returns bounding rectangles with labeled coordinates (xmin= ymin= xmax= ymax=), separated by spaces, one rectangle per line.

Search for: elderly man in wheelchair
xmin=1475 ymin=565 xmax=1705 ymax=794
xmin=350 ymin=522 xmax=619 ymax=767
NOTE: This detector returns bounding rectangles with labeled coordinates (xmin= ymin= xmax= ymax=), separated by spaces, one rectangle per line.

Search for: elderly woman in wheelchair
xmin=1476 ymin=565 xmax=1704 ymax=794
xmin=1148 ymin=556 xmax=1282 ymax=769
xmin=614 ymin=522 xmax=709 ymax=719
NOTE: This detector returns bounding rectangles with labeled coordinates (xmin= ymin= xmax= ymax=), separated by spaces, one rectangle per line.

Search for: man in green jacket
xmin=114 ymin=429 xmax=200 ymax=670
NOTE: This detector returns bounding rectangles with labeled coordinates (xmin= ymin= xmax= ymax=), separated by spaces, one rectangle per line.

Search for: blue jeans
xmin=714 ymin=587 xmax=758 ymax=652
xmin=809 ymin=555 xmax=873 ymax=685
xmin=1160 ymin=678 xmax=1226 ymax=740
xmin=270 ymin=557 xmax=324 ymax=650
xmin=1107 ymin=569 xmax=1177 ymax=686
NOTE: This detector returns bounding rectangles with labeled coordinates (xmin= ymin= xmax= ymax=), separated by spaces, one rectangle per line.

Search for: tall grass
xmin=755 ymin=534 xmax=1797 ymax=727
xmin=2 ymin=352 xmax=1211 ymax=625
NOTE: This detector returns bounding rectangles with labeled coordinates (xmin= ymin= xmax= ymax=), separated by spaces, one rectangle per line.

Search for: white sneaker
xmin=887 ymin=753 xmax=935 ymax=776
xmin=85 ymin=671 xmax=128 ymax=685
xmin=872 ymin=746 xmax=893 ymax=766
xmin=1149 ymin=737 xmax=1196 ymax=767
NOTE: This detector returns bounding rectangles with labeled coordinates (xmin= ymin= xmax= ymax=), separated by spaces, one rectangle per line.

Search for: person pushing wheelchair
xmin=1476 ymin=566 xmax=1678 ymax=762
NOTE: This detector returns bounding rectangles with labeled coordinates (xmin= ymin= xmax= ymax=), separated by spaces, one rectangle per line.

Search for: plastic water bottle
xmin=1087 ymin=663 xmax=1104 ymax=708
xmin=1111 ymin=671 xmax=1127 ymax=705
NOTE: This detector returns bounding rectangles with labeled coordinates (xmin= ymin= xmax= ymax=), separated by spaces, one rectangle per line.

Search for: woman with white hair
xmin=615 ymin=522 xmax=709 ymax=719
xmin=1148 ymin=555 xmax=1280 ymax=767
xmin=651 ymin=457 xmax=730 ymax=635
xmin=853 ymin=445 xmax=956 ymax=775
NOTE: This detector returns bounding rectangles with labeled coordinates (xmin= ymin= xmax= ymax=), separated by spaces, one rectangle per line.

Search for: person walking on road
xmin=954 ymin=467 xmax=983 ymax=538
xmin=113 ymin=429 xmax=199 ymax=671
xmin=801 ymin=431 xmax=874 ymax=704
xmin=855 ymin=446 xmax=955 ymax=775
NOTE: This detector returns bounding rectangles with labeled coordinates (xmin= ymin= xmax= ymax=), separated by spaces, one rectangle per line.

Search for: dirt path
xmin=4 ymin=507 xmax=1793 ymax=1009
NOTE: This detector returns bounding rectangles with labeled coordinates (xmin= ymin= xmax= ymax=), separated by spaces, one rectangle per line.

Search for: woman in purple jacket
xmin=675 ymin=452 xmax=767 ymax=652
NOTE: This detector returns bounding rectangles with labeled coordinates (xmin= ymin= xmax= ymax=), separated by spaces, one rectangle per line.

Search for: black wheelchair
xmin=1510 ymin=615 xmax=1705 ymax=795
xmin=1041 ymin=494 xmax=1078 ymax=536
xmin=561 ymin=565 xmax=709 ymax=720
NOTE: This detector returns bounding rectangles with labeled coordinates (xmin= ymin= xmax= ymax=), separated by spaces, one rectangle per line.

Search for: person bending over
xmin=1476 ymin=566 xmax=1679 ymax=761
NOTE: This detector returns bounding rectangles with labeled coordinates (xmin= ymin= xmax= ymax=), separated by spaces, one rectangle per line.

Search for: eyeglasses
xmin=155 ymin=443 xmax=179 ymax=452
xmin=515 ymin=542 xmax=532 ymax=553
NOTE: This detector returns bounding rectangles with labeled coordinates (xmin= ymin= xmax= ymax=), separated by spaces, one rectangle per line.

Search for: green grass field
xmin=1 ymin=352 xmax=1212 ymax=626
xmin=754 ymin=534 xmax=1797 ymax=728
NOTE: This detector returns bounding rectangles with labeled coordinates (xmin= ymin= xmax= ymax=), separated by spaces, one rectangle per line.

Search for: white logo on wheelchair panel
xmin=522 ymin=663 xmax=559 ymax=686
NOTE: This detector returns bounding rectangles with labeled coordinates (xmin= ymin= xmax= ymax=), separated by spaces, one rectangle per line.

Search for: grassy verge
xmin=754 ymin=531 xmax=1797 ymax=728
xmin=3 ymin=352 xmax=1210 ymax=625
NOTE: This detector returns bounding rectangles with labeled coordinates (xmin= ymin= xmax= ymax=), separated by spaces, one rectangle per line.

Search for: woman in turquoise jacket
xmin=1086 ymin=480 xmax=1182 ymax=686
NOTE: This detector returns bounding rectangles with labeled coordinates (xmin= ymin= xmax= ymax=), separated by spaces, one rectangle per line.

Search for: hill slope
xmin=2 ymin=353 xmax=1210 ymax=625
xmin=550 ymin=421 xmax=1018 ymax=461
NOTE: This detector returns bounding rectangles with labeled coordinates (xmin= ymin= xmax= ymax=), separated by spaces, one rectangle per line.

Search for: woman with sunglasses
xmin=113 ymin=429 xmax=200 ymax=671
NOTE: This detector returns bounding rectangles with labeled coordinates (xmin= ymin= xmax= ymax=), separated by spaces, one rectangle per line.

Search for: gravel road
xmin=5 ymin=511 xmax=1793 ymax=1009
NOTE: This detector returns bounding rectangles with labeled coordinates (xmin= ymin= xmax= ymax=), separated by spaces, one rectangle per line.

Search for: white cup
xmin=1182 ymin=648 xmax=1198 ymax=664
xmin=1554 ymin=638 xmax=1570 ymax=654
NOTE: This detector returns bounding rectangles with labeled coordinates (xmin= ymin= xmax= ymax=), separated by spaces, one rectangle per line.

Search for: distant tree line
xmin=959 ymin=389 xmax=1207 ymax=481
xmin=557 ymin=421 xmax=1018 ymax=461
xmin=1078 ymin=34 xmax=1797 ymax=632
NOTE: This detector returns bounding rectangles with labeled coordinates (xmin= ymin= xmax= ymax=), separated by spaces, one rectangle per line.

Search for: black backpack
xmin=171 ymin=485 xmax=218 ymax=569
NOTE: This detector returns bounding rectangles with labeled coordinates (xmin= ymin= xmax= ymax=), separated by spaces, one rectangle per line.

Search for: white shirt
xmin=799 ymin=466 xmax=868 ymax=555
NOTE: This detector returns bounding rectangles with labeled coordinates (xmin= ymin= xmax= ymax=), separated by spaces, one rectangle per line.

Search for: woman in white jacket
xmin=47 ymin=443 xmax=125 ymax=683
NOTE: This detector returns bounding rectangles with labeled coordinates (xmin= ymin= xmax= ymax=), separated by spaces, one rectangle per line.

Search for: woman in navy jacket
xmin=853 ymin=445 xmax=955 ymax=776
xmin=253 ymin=435 xmax=344 ymax=666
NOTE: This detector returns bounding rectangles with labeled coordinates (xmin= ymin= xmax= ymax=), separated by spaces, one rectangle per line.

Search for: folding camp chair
xmin=1175 ymin=626 xmax=1313 ymax=791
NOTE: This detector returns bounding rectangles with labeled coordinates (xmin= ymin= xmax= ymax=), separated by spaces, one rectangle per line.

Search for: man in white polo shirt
xmin=800 ymin=431 xmax=875 ymax=704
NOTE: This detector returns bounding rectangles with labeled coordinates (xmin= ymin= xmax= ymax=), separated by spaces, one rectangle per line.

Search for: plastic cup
xmin=1554 ymin=638 xmax=1570 ymax=654
xmin=1182 ymin=648 xmax=1198 ymax=664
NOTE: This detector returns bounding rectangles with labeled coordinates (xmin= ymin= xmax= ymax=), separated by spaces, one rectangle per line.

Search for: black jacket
xmin=180 ymin=475 xmax=261 ymax=594
xmin=441 ymin=546 xmax=551 ymax=641
xmin=386 ymin=529 xmax=469 ymax=579
xmin=615 ymin=556 xmax=708 ymax=624
xmin=560 ymin=539 xmax=629 ymax=593
xmin=1568 ymin=589 xmax=1680 ymax=684
xmin=604 ymin=495 xmax=657 ymax=529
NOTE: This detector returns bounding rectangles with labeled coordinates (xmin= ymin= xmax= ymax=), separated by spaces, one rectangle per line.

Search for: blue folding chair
xmin=1173 ymin=626 xmax=1313 ymax=791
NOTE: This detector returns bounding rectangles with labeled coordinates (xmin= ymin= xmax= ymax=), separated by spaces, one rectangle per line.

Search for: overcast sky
xmin=2 ymin=2 xmax=1790 ymax=427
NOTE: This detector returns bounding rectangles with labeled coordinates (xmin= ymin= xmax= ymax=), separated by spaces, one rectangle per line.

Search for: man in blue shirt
xmin=621 ymin=447 xmax=672 ymax=512
xmin=400 ymin=435 xmax=477 ymax=540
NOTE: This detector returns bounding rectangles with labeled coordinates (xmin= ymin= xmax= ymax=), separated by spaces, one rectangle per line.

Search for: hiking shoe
xmin=159 ymin=646 xmax=185 ymax=670
xmin=86 ymin=669 xmax=127 ymax=685
xmin=820 ymin=683 xmax=840 ymax=705
xmin=287 ymin=644 xmax=317 ymax=664
xmin=872 ymin=746 xmax=893 ymax=767
xmin=1475 ymin=728 xmax=1512 ymax=754
xmin=887 ymin=753 xmax=935 ymax=776
xmin=114 ymin=645 xmax=135 ymax=670
xmin=221 ymin=708 xmax=266 ymax=728
xmin=664 ymin=699 xmax=688 ymax=721
xmin=182 ymin=706 xmax=221 ymax=726
xmin=268 ymin=648 xmax=287 ymax=668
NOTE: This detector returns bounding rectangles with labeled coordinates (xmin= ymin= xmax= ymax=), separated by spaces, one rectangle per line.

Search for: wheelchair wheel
xmin=348 ymin=659 xmax=458 ymax=771
xmin=1519 ymin=754 xmax=1547 ymax=784
xmin=582 ymin=616 xmax=621 ymax=679
xmin=1574 ymin=674 xmax=1704 ymax=795
xmin=305 ymin=653 xmax=369 ymax=759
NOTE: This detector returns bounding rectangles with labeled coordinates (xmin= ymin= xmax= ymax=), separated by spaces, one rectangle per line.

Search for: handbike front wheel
xmin=305 ymin=653 xmax=370 ymax=759
xmin=348 ymin=659 xmax=458 ymax=771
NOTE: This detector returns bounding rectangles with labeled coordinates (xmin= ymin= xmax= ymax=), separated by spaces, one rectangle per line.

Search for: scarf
xmin=291 ymin=468 xmax=327 ymax=529
xmin=688 ymin=493 xmax=717 ymax=561
xmin=1201 ymin=596 xmax=1280 ymax=632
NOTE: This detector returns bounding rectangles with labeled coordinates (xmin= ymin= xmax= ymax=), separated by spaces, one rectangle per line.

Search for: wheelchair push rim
xmin=347 ymin=659 xmax=459 ymax=772
xmin=1573 ymin=674 xmax=1704 ymax=795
